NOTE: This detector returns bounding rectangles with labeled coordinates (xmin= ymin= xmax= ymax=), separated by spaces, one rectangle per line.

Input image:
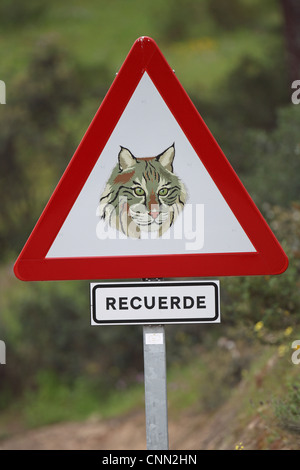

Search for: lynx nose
xmin=149 ymin=204 xmax=159 ymax=219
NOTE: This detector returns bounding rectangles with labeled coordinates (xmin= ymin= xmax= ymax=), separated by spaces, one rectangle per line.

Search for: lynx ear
xmin=118 ymin=147 xmax=137 ymax=171
xmin=156 ymin=144 xmax=175 ymax=172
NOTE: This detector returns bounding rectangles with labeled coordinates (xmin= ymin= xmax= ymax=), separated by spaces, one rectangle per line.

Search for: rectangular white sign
xmin=90 ymin=281 xmax=220 ymax=325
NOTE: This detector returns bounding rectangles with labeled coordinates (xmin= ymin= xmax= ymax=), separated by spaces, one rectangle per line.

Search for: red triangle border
xmin=14 ymin=37 xmax=288 ymax=280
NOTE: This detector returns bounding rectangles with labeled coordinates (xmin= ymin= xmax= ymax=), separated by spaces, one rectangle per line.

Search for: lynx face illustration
xmin=97 ymin=144 xmax=187 ymax=238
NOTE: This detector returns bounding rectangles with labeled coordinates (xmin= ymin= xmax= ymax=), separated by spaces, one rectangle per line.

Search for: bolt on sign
xmin=14 ymin=37 xmax=288 ymax=281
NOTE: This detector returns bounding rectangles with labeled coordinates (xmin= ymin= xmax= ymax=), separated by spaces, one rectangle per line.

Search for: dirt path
xmin=0 ymin=406 xmax=239 ymax=450
xmin=0 ymin=410 xmax=147 ymax=450
xmin=1 ymin=371 xmax=300 ymax=451
xmin=1 ymin=399 xmax=298 ymax=450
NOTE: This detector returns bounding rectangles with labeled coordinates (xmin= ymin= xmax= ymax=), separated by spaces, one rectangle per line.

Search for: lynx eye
xmin=158 ymin=187 xmax=169 ymax=196
xmin=134 ymin=187 xmax=145 ymax=196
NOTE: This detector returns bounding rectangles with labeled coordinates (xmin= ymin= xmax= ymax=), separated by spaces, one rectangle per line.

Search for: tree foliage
xmin=0 ymin=35 xmax=109 ymax=261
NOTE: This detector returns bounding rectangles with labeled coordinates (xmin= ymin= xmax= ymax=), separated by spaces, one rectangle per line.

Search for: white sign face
xmin=90 ymin=280 xmax=220 ymax=325
xmin=46 ymin=72 xmax=254 ymax=260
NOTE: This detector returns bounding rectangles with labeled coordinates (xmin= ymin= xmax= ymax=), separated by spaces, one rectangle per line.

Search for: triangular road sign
xmin=14 ymin=37 xmax=288 ymax=281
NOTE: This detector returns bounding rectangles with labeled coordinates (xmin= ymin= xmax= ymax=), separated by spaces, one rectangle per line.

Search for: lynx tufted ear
xmin=118 ymin=147 xmax=137 ymax=171
xmin=156 ymin=144 xmax=175 ymax=172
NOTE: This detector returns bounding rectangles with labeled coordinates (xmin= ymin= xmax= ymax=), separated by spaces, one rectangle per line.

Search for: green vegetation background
xmin=0 ymin=0 xmax=300 ymax=448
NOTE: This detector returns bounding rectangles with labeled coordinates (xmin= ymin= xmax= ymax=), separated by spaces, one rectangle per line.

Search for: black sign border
xmin=91 ymin=281 xmax=220 ymax=325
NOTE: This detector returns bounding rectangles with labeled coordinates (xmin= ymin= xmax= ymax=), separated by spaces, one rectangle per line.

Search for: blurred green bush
xmin=274 ymin=382 xmax=300 ymax=434
xmin=0 ymin=0 xmax=46 ymax=29
xmin=222 ymin=203 xmax=300 ymax=330
xmin=0 ymin=35 xmax=110 ymax=262
xmin=0 ymin=280 xmax=144 ymax=400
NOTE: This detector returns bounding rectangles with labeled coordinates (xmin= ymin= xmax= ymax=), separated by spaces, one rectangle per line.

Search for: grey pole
xmin=143 ymin=324 xmax=169 ymax=450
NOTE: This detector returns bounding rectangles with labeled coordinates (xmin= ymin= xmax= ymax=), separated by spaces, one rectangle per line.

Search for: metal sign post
xmin=143 ymin=324 xmax=169 ymax=450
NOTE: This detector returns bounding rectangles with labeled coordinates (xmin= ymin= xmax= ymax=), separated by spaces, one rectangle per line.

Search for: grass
xmin=0 ymin=0 xmax=163 ymax=81
xmin=166 ymin=29 xmax=283 ymax=100
xmin=0 ymin=0 xmax=283 ymax=95
xmin=18 ymin=371 xmax=145 ymax=428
